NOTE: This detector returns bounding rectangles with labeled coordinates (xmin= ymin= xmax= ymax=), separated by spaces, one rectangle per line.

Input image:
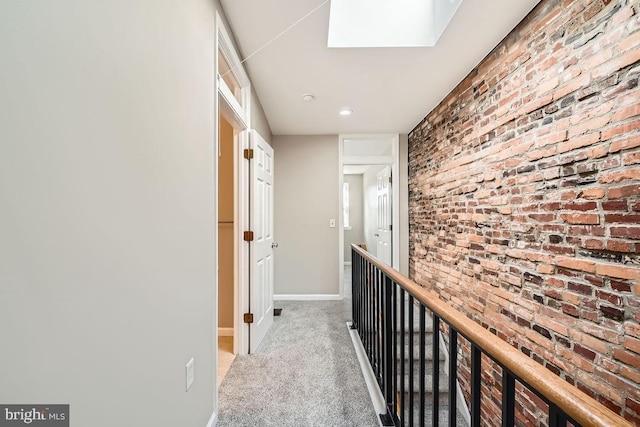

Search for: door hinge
xmin=388 ymin=176 xmax=392 ymax=184
xmin=243 ymin=148 xmax=254 ymax=160
xmin=389 ymin=224 xmax=393 ymax=231
xmin=244 ymin=313 xmax=254 ymax=324
xmin=243 ymin=231 xmax=254 ymax=242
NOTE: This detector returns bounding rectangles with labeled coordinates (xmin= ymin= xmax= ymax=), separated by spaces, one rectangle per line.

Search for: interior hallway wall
xmin=399 ymin=134 xmax=410 ymax=275
xmin=0 ymin=1 xmax=261 ymax=425
xmin=273 ymin=135 xmax=339 ymax=296
xmin=343 ymin=174 xmax=365 ymax=263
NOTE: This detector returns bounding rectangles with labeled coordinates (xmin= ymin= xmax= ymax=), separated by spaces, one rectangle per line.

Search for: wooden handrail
xmin=351 ymin=244 xmax=633 ymax=427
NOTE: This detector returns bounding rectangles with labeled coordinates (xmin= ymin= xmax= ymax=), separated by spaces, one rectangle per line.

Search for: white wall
xmin=343 ymin=174 xmax=365 ymax=263
xmin=399 ymin=134 xmax=409 ymax=275
xmin=0 ymin=1 xmax=222 ymax=425
xmin=251 ymin=91 xmax=273 ymax=145
xmin=273 ymin=135 xmax=339 ymax=296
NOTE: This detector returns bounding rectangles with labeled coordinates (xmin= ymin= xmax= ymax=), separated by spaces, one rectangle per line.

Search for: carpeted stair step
xmin=396 ymin=342 xmax=446 ymax=360
xmin=396 ymin=372 xmax=450 ymax=394
xmin=395 ymin=320 xmax=434 ymax=334
xmin=394 ymin=393 xmax=469 ymax=427
xmin=398 ymin=407 xmax=470 ymax=427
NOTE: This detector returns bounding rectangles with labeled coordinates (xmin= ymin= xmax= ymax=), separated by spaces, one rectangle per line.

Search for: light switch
xmin=329 ymin=219 xmax=336 ymax=228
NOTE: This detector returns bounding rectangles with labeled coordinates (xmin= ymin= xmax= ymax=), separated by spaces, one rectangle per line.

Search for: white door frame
xmin=215 ymin=9 xmax=252 ymax=389
xmin=338 ymin=134 xmax=400 ymax=297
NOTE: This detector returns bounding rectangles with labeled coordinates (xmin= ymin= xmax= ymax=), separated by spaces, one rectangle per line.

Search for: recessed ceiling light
xmin=339 ymin=109 xmax=353 ymax=116
xmin=302 ymin=94 xmax=316 ymax=102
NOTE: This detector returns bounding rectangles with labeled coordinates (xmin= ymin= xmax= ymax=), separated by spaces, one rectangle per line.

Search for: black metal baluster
xmin=419 ymin=304 xmax=426 ymax=427
xmin=502 ymin=371 xmax=515 ymax=427
xmin=364 ymin=262 xmax=369 ymax=356
xmin=351 ymin=251 xmax=358 ymax=331
xmin=380 ymin=275 xmax=394 ymax=426
xmin=367 ymin=262 xmax=372 ymax=360
xmin=432 ymin=315 xmax=440 ymax=427
xmin=408 ymin=295 xmax=414 ymax=427
xmin=471 ymin=344 xmax=481 ymax=427
xmin=377 ymin=270 xmax=382 ymax=383
xmin=372 ymin=268 xmax=378 ymax=379
xmin=449 ymin=329 xmax=457 ymax=427
xmin=549 ymin=403 xmax=568 ymax=427
xmin=400 ymin=289 xmax=406 ymax=426
xmin=392 ymin=282 xmax=398 ymax=425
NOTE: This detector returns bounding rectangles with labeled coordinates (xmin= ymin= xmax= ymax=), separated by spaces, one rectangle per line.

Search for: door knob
xmin=271 ymin=242 xmax=279 ymax=249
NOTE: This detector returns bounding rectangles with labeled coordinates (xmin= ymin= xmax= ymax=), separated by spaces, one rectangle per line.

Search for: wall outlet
xmin=329 ymin=219 xmax=336 ymax=228
xmin=186 ymin=357 xmax=194 ymax=391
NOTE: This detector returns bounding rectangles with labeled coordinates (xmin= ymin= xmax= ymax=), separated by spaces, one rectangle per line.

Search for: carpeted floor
xmin=216 ymin=297 xmax=379 ymax=426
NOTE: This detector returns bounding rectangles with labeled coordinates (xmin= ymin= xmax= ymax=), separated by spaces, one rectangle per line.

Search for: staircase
xmin=392 ymin=299 xmax=470 ymax=426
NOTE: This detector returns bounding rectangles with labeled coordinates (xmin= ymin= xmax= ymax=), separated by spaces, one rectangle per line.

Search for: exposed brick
xmin=613 ymin=348 xmax=640 ymax=367
xmin=602 ymin=119 xmax=640 ymax=141
xmin=560 ymin=213 xmax=599 ymax=224
xmin=607 ymin=184 xmax=640 ymax=199
xmin=624 ymin=337 xmax=640 ymax=355
xmin=555 ymin=256 xmax=596 ymax=273
xmin=574 ymin=343 xmax=597 ymax=361
xmin=407 ymin=0 xmax=640 ymax=422
xmin=609 ymin=135 xmax=640 ymax=153
xmin=610 ymin=227 xmax=640 ymax=240
xmin=602 ymin=200 xmax=628 ymax=211
xmin=595 ymin=264 xmax=640 ymax=280
xmin=579 ymin=187 xmax=605 ymax=199
xmin=599 ymin=167 xmax=640 ymax=184
xmin=605 ymin=214 xmax=640 ymax=224
xmin=568 ymin=281 xmax=594 ymax=296
xmin=610 ymin=281 xmax=632 ymax=293
xmin=606 ymin=240 xmax=635 ymax=253
xmin=563 ymin=201 xmax=597 ymax=211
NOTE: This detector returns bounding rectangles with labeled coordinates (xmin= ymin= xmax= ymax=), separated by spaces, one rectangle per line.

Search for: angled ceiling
xmin=220 ymin=0 xmax=541 ymax=136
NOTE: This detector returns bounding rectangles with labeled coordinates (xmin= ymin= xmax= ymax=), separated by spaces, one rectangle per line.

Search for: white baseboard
xmin=206 ymin=411 xmax=217 ymax=427
xmin=274 ymin=294 xmax=342 ymax=301
xmin=218 ymin=327 xmax=234 ymax=337
xmin=347 ymin=322 xmax=386 ymax=426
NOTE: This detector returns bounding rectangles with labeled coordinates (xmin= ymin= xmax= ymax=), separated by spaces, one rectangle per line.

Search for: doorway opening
xmin=339 ymin=135 xmax=400 ymax=295
xmin=217 ymin=114 xmax=236 ymax=386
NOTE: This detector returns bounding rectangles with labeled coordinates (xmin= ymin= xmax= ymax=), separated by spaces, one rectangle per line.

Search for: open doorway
xmin=339 ymin=134 xmax=400 ymax=295
xmin=343 ymin=164 xmax=392 ymax=265
xmin=217 ymin=114 xmax=236 ymax=385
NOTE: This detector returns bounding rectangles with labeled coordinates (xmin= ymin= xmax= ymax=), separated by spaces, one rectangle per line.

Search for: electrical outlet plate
xmin=186 ymin=357 xmax=194 ymax=391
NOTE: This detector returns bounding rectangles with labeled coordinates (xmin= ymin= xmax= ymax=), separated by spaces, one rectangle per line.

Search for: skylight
xmin=328 ymin=0 xmax=463 ymax=48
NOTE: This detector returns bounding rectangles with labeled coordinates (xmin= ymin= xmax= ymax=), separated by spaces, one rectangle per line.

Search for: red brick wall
xmin=408 ymin=0 xmax=640 ymax=424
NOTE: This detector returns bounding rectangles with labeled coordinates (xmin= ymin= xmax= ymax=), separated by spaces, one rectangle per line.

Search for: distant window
xmin=343 ymin=182 xmax=350 ymax=228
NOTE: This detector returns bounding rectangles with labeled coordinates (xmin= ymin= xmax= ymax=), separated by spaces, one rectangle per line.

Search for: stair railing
xmin=351 ymin=244 xmax=632 ymax=427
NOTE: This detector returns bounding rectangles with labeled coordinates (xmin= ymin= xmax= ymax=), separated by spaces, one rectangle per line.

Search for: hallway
xmin=217 ymin=271 xmax=378 ymax=426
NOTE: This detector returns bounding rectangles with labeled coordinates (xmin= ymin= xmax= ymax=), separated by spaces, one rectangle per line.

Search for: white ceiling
xmin=220 ymin=0 xmax=541 ymax=136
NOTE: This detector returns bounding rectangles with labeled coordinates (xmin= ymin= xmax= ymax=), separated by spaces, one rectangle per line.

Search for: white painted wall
xmin=0 ymin=1 xmax=230 ymax=425
xmin=273 ymin=135 xmax=339 ymax=296
xmin=399 ymin=134 xmax=409 ymax=275
xmin=343 ymin=174 xmax=365 ymax=263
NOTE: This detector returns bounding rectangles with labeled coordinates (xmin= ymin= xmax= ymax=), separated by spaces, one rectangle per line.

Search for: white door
xmin=376 ymin=166 xmax=392 ymax=265
xmin=249 ymin=130 xmax=274 ymax=353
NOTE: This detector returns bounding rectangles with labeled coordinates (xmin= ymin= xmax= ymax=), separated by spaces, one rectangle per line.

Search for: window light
xmin=328 ymin=0 xmax=463 ymax=48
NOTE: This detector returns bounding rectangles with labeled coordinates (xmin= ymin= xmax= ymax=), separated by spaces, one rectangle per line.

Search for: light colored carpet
xmin=217 ymin=299 xmax=379 ymax=427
